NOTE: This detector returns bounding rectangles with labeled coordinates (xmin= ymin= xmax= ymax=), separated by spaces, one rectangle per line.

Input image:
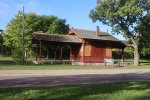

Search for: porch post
xmin=36 ymin=44 xmax=38 ymax=61
xmin=70 ymin=46 xmax=72 ymax=61
xmin=60 ymin=47 xmax=62 ymax=63
xmin=36 ymin=44 xmax=40 ymax=62
xmin=54 ymin=48 xmax=56 ymax=62
xmin=121 ymin=48 xmax=124 ymax=62
xmin=35 ymin=42 xmax=42 ymax=62
xmin=82 ymin=41 xmax=85 ymax=63
xmin=39 ymin=41 xmax=42 ymax=62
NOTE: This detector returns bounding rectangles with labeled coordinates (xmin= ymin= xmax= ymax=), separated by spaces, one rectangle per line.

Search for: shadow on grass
xmin=0 ymin=59 xmax=70 ymax=66
xmin=0 ymin=60 xmax=34 ymax=66
xmin=0 ymin=81 xmax=149 ymax=100
xmin=0 ymin=60 xmax=16 ymax=65
xmin=0 ymin=72 xmax=150 ymax=100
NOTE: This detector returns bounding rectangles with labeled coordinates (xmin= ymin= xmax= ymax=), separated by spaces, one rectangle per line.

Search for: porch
xmin=32 ymin=32 xmax=126 ymax=65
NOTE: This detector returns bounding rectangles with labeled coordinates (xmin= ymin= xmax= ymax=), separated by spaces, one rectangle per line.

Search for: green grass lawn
xmin=0 ymin=57 xmax=150 ymax=70
xmin=0 ymin=81 xmax=149 ymax=100
xmin=0 ymin=57 xmax=106 ymax=70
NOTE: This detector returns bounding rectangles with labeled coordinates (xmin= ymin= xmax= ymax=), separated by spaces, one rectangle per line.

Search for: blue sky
xmin=0 ymin=0 xmax=124 ymax=40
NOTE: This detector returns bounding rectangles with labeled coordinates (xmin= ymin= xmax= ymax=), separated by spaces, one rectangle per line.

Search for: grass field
xmin=0 ymin=57 xmax=149 ymax=100
xmin=0 ymin=81 xmax=149 ymax=100
xmin=0 ymin=57 xmax=150 ymax=70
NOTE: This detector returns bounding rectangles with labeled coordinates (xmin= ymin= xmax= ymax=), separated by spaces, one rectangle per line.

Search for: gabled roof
xmin=32 ymin=33 xmax=81 ymax=43
xmin=71 ymin=28 xmax=120 ymax=41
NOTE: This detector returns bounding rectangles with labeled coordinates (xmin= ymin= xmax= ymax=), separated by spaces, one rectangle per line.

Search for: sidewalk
xmin=0 ymin=69 xmax=150 ymax=77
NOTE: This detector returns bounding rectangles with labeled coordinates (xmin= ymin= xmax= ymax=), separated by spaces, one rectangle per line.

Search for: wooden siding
xmin=105 ymin=48 xmax=112 ymax=58
xmin=70 ymin=38 xmax=114 ymax=63
xmin=91 ymin=45 xmax=105 ymax=63
xmin=84 ymin=44 xmax=91 ymax=56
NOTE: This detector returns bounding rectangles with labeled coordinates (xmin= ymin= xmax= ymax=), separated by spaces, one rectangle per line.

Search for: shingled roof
xmin=72 ymin=28 xmax=120 ymax=41
xmin=32 ymin=33 xmax=81 ymax=43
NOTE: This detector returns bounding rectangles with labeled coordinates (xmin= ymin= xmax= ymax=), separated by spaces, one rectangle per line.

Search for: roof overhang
xmin=32 ymin=33 xmax=82 ymax=45
xmin=84 ymin=38 xmax=126 ymax=49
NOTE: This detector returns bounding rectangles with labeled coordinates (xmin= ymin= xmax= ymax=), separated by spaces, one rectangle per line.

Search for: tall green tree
xmin=138 ymin=13 xmax=150 ymax=57
xmin=89 ymin=0 xmax=150 ymax=66
xmin=3 ymin=11 xmax=69 ymax=63
xmin=4 ymin=11 xmax=27 ymax=63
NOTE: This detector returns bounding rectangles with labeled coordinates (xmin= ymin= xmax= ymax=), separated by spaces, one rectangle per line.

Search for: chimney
xmin=96 ymin=26 xmax=100 ymax=36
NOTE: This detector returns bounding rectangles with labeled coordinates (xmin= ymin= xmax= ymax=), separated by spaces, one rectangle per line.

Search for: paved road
xmin=0 ymin=69 xmax=150 ymax=88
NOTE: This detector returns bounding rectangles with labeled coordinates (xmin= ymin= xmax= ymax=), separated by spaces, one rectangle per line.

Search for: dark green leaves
xmin=3 ymin=11 xmax=69 ymax=64
xmin=89 ymin=0 xmax=150 ymax=36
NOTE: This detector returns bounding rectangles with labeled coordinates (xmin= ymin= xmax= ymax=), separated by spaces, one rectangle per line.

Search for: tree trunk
xmin=131 ymin=37 xmax=139 ymax=66
xmin=134 ymin=45 xmax=139 ymax=66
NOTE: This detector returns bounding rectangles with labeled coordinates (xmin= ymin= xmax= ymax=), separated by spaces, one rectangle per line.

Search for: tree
xmin=3 ymin=11 xmax=69 ymax=64
xmin=0 ymin=30 xmax=4 ymax=56
xmin=89 ymin=0 xmax=150 ymax=66
xmin=3 ymin=11 xmax=27 ymax=63
xmin=138 ymin=13 xmax=150 ymax=57
xmin=47 ymin=18 xmax=69 ymax=34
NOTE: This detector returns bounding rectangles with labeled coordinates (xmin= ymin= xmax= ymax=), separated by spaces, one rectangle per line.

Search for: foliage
xmin=90 ymin=0 xmax=150 ymax=36
xmin=47 ymin=17 xmax=69 ymax=34
xmin=112 ymin=48 xmax=134 ymax=59
xmin=11 ymin=48 xmax=25 ymax=64
xmin=138 ymin=13 xmax=150 ymax=56
xmin=0 ymin=30 xmax=11 ymax=56
xmin=124 ymin=47 xmax=134 ymax=58
xmin=0 ymin=33 xmax=3 ymax=55
xmin=89 ymin=0 xmax=150 ymax=66
xmin=3 ymin=11 xmax=69 ymax=64
xmin=0 ymin=34 xmax=3 ymax=44
xmin=0 ymin=82 xmax=150 ymax=100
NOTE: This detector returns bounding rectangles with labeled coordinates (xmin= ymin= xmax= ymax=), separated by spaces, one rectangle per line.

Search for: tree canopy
xmin=89 ymin=0 xmax=150 ymax=66
xmin=3 ymin=11 xmax=69 ymax=63
xmin=90 ymin=0 xmax=150 ymax=36
xmin=138 ymin=13 xmax=150 ymax=56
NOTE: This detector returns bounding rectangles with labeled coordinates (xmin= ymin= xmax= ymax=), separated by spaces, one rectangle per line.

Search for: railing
xmin=118 ymin=62 xmax=134 ymax=66
xmin=72 ymin=56 xmax=105 ymax=63
xmin=104 ymin=58 xmax=114 ymax=67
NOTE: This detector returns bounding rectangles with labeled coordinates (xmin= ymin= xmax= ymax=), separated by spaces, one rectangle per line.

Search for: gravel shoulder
xmin=0 ymin=69 xmax=150 ymax=88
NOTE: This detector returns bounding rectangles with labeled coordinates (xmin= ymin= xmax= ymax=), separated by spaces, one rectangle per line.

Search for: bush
xmin=12 ymin=48 xmax=25 ymax=64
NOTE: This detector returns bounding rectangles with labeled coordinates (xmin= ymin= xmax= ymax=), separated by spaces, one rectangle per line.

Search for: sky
xmin=0 ymin=0 xmax=124 ymax=40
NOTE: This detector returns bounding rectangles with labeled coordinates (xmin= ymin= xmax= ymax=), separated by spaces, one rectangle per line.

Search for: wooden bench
xmin=118 ymin=62 xmax=134 ymax=66
xmin=104 ymin=58 xmax=114 ymax=67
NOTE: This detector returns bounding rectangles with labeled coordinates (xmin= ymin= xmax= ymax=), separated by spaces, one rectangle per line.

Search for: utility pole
xmin=22 ymin=6 xmax=25 ymax=62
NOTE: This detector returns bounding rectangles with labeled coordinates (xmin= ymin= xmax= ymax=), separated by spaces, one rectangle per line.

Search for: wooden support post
xmin=69 ymin=46 xmax=72 ymax=61
xmin=82 ymin=41 xmax=85 ymax=63
xmin=36 ymin=44 xmax=38 ymax=61
xmin=36 ymin=44 xmax=40 ymax=62
xmin=39 ymin=41 xmax=42 ymax=62
xmin=121 ymin=48 xmax=124 ymax=62
xmin=90 ymin=45 xmax=92 ymax=64
xmin=35 ymin=42 xmax=42 ymax=63
xmin=54 ymin=48 xmax=56 ymax=62
xmin=60 ymin=47 xmax=62 ymax=63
